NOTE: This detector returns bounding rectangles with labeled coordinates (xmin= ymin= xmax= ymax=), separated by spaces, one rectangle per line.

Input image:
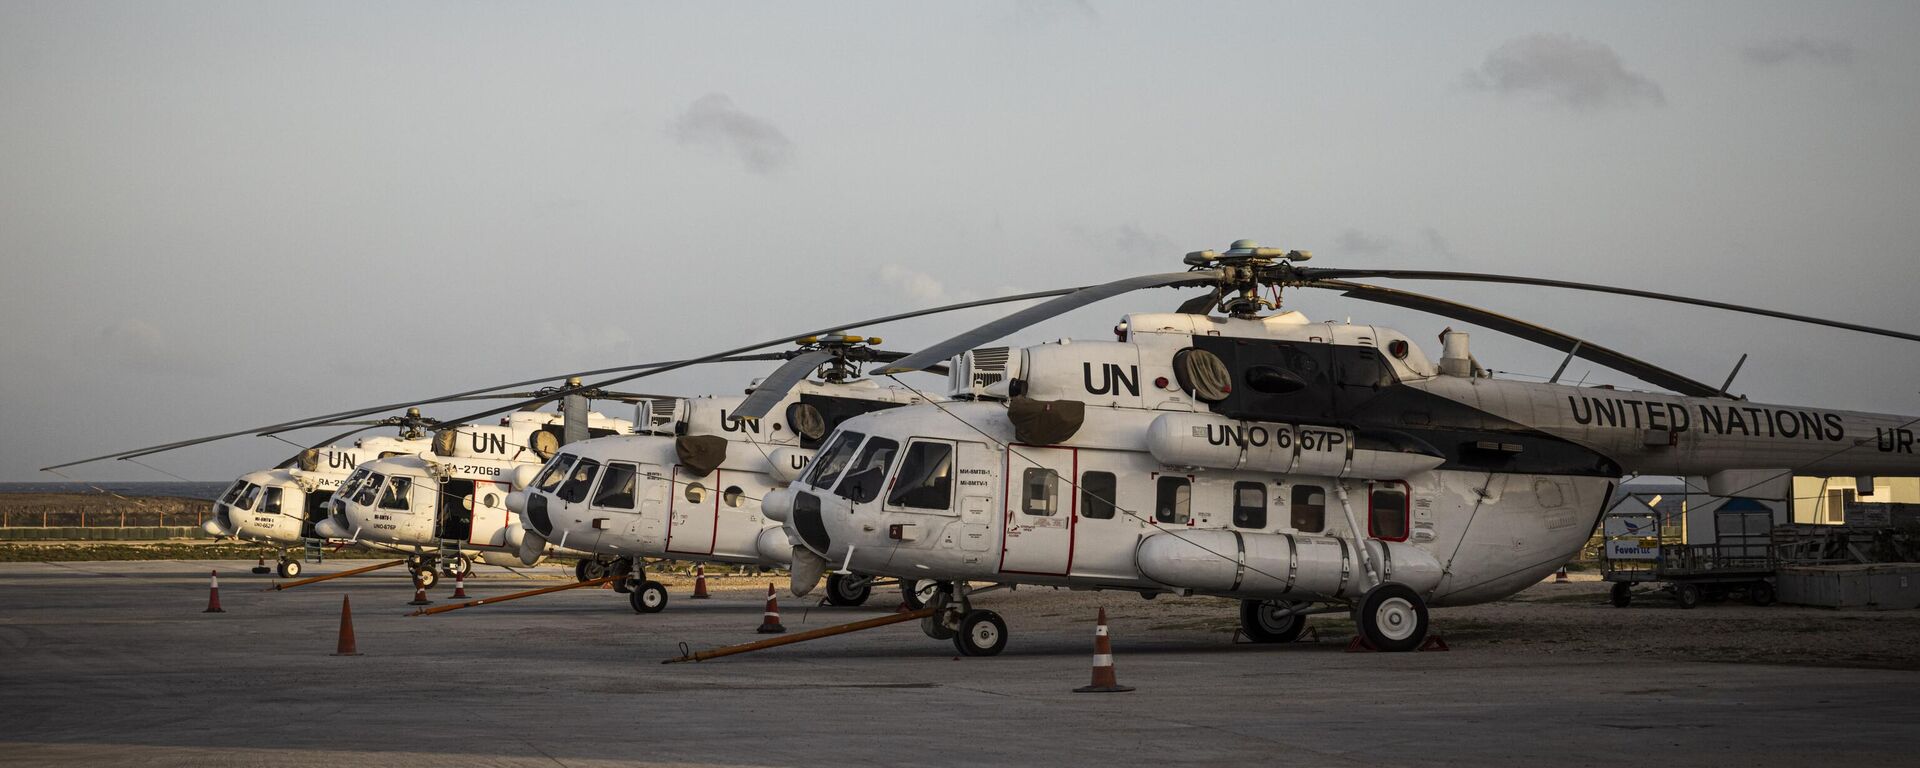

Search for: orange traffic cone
xmin=756 ymin=583 xmax=786 ymax=634
xmin=1554 ymin=567 xmax=1571 ymax=584
xmin=1073 ymin=608 xmax=1133 ymax=693
xmin=251 ymin=555 xmax=270 ymax=575
xmin=691 ymin=563 xmax=711 ymax=599
xmin=451 ymin=573 xmax=468 ymax=599
xmin=203 ymin=570 xmax=225 ymax=613
xmin=331 ymin=595 xmax=362 ymax=656
xmin=408 ymin=574 xmax=433 ymax=606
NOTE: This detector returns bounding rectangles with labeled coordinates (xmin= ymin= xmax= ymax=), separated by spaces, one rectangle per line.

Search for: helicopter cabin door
xmin=1001 ymin=445 xmax=1076 ymax=576
xmin=466 ymin=480 xmax=511 ymax=548
xmin=666 ymin=465 xmax=721 ymax=556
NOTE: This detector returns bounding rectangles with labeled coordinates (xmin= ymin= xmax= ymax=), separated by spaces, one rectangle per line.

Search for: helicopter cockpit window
xmin=886 ymin=441 xmax=954 ymax=510
xmin=1233 ymin=482 xmax=1267 ymax=528
xmin=558 ymin=458 xmax=601 ymax=504
xmin=592 ymin=462 xmax=638 ymax=510
xmin=261 ymin=487 xmax=284 ymax=515
xmin=353 ymin=473 xmax=385 ymax=507
xmin=379 ymin=476 xmax=412 ymax=511
xmin=1369 ymin=485 xmax=1409 ymax=542
xmin=220 ymin=481 xmax=247 ymax=505
xmin=533 ymin=454 xmax=577 ymax=493
xmin=1290 ymin=485 xmax=1326 ymax=533
xmin=1021 ymin=468 xmax=1059 ymax=516
xmin=803 ymin=431 xmax=864 ymax=490
xmin=1155 ymin=476 xmax=1190 ymax=524
xmin=235 ymin=483 xmax=262 ymax=511
xmin=834 ymin=437 xmax=899 ymax=504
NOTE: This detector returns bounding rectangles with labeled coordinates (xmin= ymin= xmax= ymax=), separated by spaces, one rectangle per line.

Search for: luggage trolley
xmin=1601 ymin=496 xmax=1777 ymax=608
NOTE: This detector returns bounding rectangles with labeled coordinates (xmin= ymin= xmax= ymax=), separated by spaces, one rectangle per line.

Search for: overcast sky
xmin=4 ymin=1 xmax=1918 ymax=482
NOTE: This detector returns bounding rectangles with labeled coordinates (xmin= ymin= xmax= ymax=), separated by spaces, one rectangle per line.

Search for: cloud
xmin=669 ymin=94 xmax=795 ymax=174
xmin=1336 ymin=229 xmax=1396 ymax=256
xmin=1464 ymin=34 xmax=1665 ymax=110
xmin=1741 ymin=37 xmax=1855 ymax=68
xmin=879 ymin=264 xmax=965 ymax=306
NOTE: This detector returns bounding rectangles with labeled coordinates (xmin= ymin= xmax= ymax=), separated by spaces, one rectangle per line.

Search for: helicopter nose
xmin=202 ymin=518 xmax=229 ymax=537
xmin=312 ymin=516 xmax=348 ymax=540
xmin=760 ymin=488 xmax=794 ymax=522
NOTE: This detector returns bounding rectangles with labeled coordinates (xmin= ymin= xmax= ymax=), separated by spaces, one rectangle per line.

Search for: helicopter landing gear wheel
xmin=573 ymin=559 xmax=590 ymax=582
xmin=442 ymin=555 xmax=472 ymax=579
xmin=1238 ymin=599 xmax=1308 ymax=643
xmin=580 ymin=559 xmax=610 ymax=582
xmin=900 ymin=579 xmax=943 ymax=610
xmin=1355 ymin=583 xmax=1429 ymax=652
xmin=1675 ymin=582 xmax=1701 ymax=609
xmin=630 ymin=580 xmax=668 ymax=614
xmin=276 ymin=559 xmax=301 ymax=579
xmin=952 ymin=610 xmax=1008 ymax=657
xmin=411 ymin=566 xmax=439 ymax=590
xmin=824 ymin=573 xmax=872 ymax=607
xmin=1610 ymin=581 xmax=1633 ymax=608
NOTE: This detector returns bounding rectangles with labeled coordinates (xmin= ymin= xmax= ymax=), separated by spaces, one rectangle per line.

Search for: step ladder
xmin=302 ymin=537 xmax=326 ymax=564
xmin=437 ymin=539 xmax=464 ymax=573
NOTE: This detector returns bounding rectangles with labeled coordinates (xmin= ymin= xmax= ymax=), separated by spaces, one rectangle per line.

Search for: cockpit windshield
xmin=353 ymin=472 xmax=385 ymax=506
xmin=234 ymin=483 xmax=262 ymax=511
xmin=534 ymin=454 xmax=578 ymax=493
xmin=833 ymin=437 xmax=898 ymax=503
xmin=801 ymin=431 xmax=863 ymax=490
xmin=220 ymin=481 xmax=247 ymax=505
xmin=338 ymin=469 xmax=370 ymax=500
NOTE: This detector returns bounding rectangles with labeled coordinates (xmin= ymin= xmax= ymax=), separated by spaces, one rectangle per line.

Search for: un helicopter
xmin=737 ymin=239 xmax=1920 ymax=656
xmin=500 ymin=333 xmax=949 ymax=613
xmin=203 ymin=409 xmax=437 ymax=577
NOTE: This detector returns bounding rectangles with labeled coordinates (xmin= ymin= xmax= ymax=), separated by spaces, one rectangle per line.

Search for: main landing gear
xmin=920 ymin=582 xmax=1008 ymax=656
xmin=1238 ymin=599 xmax=1310 ymax=643
xmin=1352 ymin=583 xmax=1430 ymax=653
xmin=612 ymin=558 xmax=666 ymax=614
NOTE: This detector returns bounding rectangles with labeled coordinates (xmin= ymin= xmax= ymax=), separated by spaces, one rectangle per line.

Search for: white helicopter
xmin=319 ymin=401 xmax=638 ymax=587
xmin=745 ymin=240 xmax=1920 ymax=655
xmin=502 ymin=334 xmax=945 ymax=613
xmin=205 ymin=423 xmax=430 ymax=578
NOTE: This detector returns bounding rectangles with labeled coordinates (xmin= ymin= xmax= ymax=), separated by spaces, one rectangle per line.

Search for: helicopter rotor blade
xmin=1304 ymin=279 xmax=1724 ymax=397
xmin=1297 ymin=267 xmax=1920 ymax=344
xmin=732 ymin=350 xmax=838 ymax=422
xmin=879 ymin=270 xmax=1225 ymax=374
xmin=1176 ymin=287 xmax=1223 ymax=315
xmin=425 ymin=286 xmax=1087 ymax=429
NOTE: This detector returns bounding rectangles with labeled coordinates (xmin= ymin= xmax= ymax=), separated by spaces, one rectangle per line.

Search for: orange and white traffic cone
xmin=1554 ymin=567 xmax=1571 ymax=584
xmin=203 ymin=570 xmax=225 ymax=613
xmin=691 ymin=563 xmax=711 ymax=599
xmin=331 ymin=595 xmax=362 ymax=656
xmin=408 ymin=574 xmax=433 ymax=606
xmin=1073 ymin=607 xmax=1133 ymax=693
xmin=756 ymin=583 xmax=786 ymax=634
xmin=451 ymin=573 xmax=468 ymax=599
xmin=251 ymin=555 xmax=270 ymax=575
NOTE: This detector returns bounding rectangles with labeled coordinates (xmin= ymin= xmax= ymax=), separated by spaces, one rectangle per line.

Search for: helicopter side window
xmin=886 ymin=441 xmax=954 ymax=510
xmin=1155 ymin=476 xmax=1190 ymax=524
xmin=235 ymin=483 xmax=262 ymax=511
xmin=533 ymin=454 xmax=578 ymax=493
xmin=592 ymin=462 xmax=638 ymax=510
xmin=1233 ymin=482 xmax=1267 ymax=528
xmin=354 ymin=473 xmax=384 ymax=506
xmin=1290 ymin=485 xmax=1326 ymax=533
xmin=1369 ymin=484 xmax=1409 ymax=541
xmin=802 ymin=431 xmax=864 ymax=490
xmin=1080 ymin=471 xmax=1117 ymax=520
xmin=1021 ymin=468 xmax=1059 ymax=516
xmin=260 ymin=487 xmax=284 ymax=515
xmin=1333 ymin=346 xmax=1397 ymax=415
xmin=835 ymin=437 xmax=899 ymax=504
xmin=379 ymin=477 xmax=412 ymax=511
xmin=558 ymin=459 xmax=601 ymax=504
xmin=220 ymin=481 xmax=247 ymax=505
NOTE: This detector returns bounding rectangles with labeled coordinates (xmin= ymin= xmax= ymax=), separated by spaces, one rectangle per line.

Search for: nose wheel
xmin=409 ymin=564 xmax=440 ymax=590
xmin=629 ymin=580 xmax=668 ymax=613
xmin=952 ymin=610 xmax=1008 ymax=657
xmin=1238 ymin=599 xmax=1309 ymax=643
xmin=824 ymin=573 xmax=873 ymax=607
xmin=900 ymin=578 xmax=943 ymax=610
xmin=275 ymin=558 xmax=302 ymax=579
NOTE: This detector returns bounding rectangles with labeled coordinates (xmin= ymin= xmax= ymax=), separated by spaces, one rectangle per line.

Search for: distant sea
xmin=0 ymin=482 xmax=229 ymax=500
